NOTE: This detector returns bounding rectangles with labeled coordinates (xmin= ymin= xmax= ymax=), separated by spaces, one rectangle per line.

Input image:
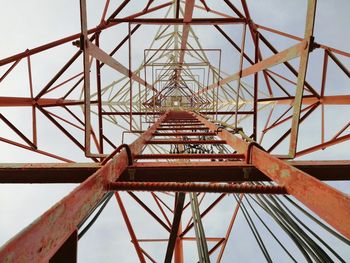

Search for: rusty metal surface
xmin=1 ymin=161 xmax=350 ymax=184
xmin=0 ymin=112 xmax=168 ymax=262
xmin=108 ymin=181 xmax=287 ymax=194
xmin=0 ymin=0 xmax=350 ymax=262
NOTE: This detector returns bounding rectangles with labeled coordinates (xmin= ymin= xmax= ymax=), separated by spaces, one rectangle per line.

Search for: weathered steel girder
xmin=1 ymin=160 xmax=350 ymax=183
xmin=0 ymin=110 xmax=349 ymax=263
xmin=1 ymin=0 xmax=350 ymax=262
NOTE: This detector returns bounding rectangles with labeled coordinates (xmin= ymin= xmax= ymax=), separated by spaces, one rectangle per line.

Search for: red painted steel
xmin=152 ymin=132 xmax=217 ymax=136
xmin=1 ymin=0 xmax=350 ymax=261
xmin=2 ymin=161 xmax=350 ymax=183
xmin=134 ymin=153 xmax=245 ymax=159
xmin=146 ymin=139 xmax=227 ymax=144
xmin=0 ymin=112 xmax=169 ymax=262
xmin=107 ymin=181 xmax=287 ymax=194
xmin=195 ymin=112 xmax=350 ymax=239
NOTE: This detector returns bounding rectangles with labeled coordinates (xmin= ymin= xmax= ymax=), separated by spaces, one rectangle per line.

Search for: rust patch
xmin=280 ymin=169 xmax=291 ymax=179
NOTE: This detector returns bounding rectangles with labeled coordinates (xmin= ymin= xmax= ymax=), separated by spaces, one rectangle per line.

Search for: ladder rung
xmin=162 ymin=122 xmax=201 ymax=124
xmin=135 ymin=154 xmax=244 ymax=159
xmin=146 ymin=140 xmax=227 ymax=145
xmin=164 ymin=119 xmax=196 ymax=122
xmin=157 ymin=127 xmax=210 ymax=131
xmin=152 ymin=132 xmax=216 ymax=136
xmin=164 ymin=119 xmax=198 ymax=121
xmin=107 ymin=182 xmax=287 ymax=194
xmin=160 ymin=123 xmax=204 ymax=127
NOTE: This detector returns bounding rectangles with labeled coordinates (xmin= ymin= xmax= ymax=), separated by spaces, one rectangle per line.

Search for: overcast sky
xmin=1 ymin=0 xmax=350 ymax=262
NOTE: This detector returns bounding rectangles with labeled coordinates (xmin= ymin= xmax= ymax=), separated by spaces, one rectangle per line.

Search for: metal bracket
xmin=246 ymin=141 xmax=265 ymax=164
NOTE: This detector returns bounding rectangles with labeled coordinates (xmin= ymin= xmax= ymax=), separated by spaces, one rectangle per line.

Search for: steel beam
xmin=109 ymin=17 xmax=246 ymax=25
xmin=0 ymin=1 xmax=173 ymax=67
xmin=195 ymin=112 xmax=350 ymax=239
xmin=0 ymin=112 xmax=168 ymax=262
xmin=1 ymin=161 xmax=350 ymax=183
xmin=189 ymin=192 xmax=210 ymax=262
xmin=288 ymin=0 xmax=317 ymax=157
xmin=88 ymin=42 xmax=158 ymax=93
xmin=197 ymin=41 xmax=306 ymax=95
xmin=258 ymin=95 xmax=350 ymax=105
xmin=107 ymin=181 xmax=287 ymax=194
xmin=0 ymin=97 xmax=83 ymax=107
xmin=165 ymin=193 xmax=185 ymax=263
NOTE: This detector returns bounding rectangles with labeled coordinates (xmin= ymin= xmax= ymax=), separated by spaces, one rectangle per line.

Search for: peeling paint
xmin=280 ymin=169 xmax=291 ymax=179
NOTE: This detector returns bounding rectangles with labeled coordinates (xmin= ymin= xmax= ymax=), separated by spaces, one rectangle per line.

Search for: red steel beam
xmin=194 ymin=112 xmax=350 ymax=239
xmin=0 ymin=136 xmax=74 ymax=163
xmin=0 ymin=112 xmax=168 ymax=262
xmin=127 ymin=192 xmax=171 ymax=232
xmin=258 ymin=95 xmax=350 ymax=105
xmin=165 ymin=193 xmax=185 ymax=263
xmin=179 ymin=0 xmax=195 ymax=64
xmin=0 ymin=97 xmax=84 ymax=107
xmin=145 ymin=139 xmax=227 ymax=144
xmin=107 ymin=181 xmax=287 ymax=194
xmin=296 ymin=134 xmax=350 ymax=158
xmin=152 ymin=132 xmax=216 ymax=136
xmin=0 ymin=1 xmax=173 ymax=67
xmin=109 ymin=17 xmax=246 ymax=25
xmin=0 ymin=114 xmax=36 ymax=149
xmin=156 ymin=127 xmax=209 ymax=130
xmin=88 ymin=41 xmax=158 ymax=93
xmin=160 ymin=123 xmax=204 ymax=126
xmin=196 ymin=40 xmax=306 ymax=95
xmin=134 ymin=153 xmax=245 ymax=159
xmin=172 ymin=0 xmax=195 ymax=86
xmin=255 ymin=23 xmax=350 ymax=58
xmin=2 ymin=160 xmax=349 ymax=183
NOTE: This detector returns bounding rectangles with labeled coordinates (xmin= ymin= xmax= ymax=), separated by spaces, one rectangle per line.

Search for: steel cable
xmin=245 ymin=196 xmax=298 ymax=262
xmin=270 ymin=195 xmax=345 ymax=262
xmin=233 ymin=194 xmax=273 ymax=262
xmin=252 ymin=195 xmax=314 ymax=262
xmin=78 ymin=192 xmax=114 ymax=239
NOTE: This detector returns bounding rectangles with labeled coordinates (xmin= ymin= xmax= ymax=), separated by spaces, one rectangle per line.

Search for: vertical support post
xmin=128 ymin=22 xmax=133 ymax=131
xmin=165 ymin=193 xmax=185 ymax=263
xmin=174 ymin=222 xmax=184 ymax=263
xmin=139 ymin=81 xmax=142 ymax=129
xmin=320 ymin=49 xmax=328 ymax=98
xmin=215 ymin=50 xmax=222 ymax=121
xmin=152 ymin=64 xmax=156 ymax=123
xmin=80 ymin=0 xmax=92 ymax=156
xmin=241 ymin=0 xmax=273 ymax=96
xmin=320 ymin=49 xmax=328 ymax=146
xmin=190 ymin=192 xmax=210 ymax=263
xmin=253 ymin=31 xmax=259 ymax=140
xmin=288 ymin=0 xmax=317 ymax=157
xmin=95 ymin=32 xmax=104 ymax=155
xmin=234 ymin=23 xmax=247 ymax=129
xmin=27 ymin=55 xmax=37 ymax=146
xmin=321 ymin=103 xmax=325 ymax=144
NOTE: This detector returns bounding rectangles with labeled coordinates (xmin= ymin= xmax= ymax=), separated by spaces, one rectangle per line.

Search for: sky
xmin=0 ymin=0 xmax=350 ymax=262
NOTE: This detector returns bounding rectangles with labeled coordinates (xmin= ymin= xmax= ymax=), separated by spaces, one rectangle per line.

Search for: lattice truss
xmin=0 ymin=0 xmax=349 ymax=262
